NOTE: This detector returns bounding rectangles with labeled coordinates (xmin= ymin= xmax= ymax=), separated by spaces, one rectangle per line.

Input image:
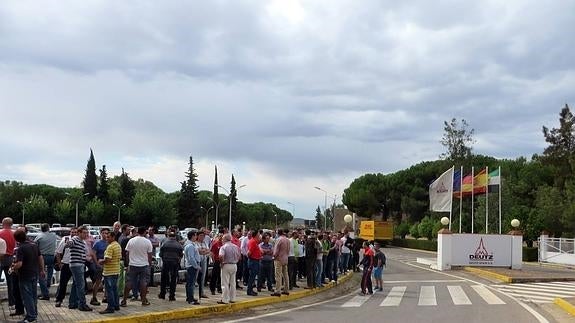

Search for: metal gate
xmin=538 ymin=235 xmax=575 ymax=265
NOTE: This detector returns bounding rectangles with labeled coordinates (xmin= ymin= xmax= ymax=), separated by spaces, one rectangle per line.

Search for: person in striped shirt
xmin=98 ymin=229 xmax=121 ymax=314
xmin=67 ymin=226 xmax=93 ymax=311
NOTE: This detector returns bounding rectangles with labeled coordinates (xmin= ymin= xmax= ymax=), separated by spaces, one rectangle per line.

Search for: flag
xmin=429 ymin=167 xmax=454 ymax=212
xmin=473 ymin=168 xmax=487 ymax=195
xmin=488 ymin=168 xmax=500 ymax=186
xmin=454 ymin=173 xmax=473 ymax=198
xmin=452 ymin=169 xmax=462 ymax=197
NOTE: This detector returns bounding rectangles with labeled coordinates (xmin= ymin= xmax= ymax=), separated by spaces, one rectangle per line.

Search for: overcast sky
xmin=1 ymin=0 xmax=574 ymax=220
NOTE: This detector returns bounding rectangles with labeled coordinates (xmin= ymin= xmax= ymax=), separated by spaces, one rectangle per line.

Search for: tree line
xmin=0 ymin=153 xmax=293 ymax=229
xmin=342 ymin=104 xmax=575 ymax=245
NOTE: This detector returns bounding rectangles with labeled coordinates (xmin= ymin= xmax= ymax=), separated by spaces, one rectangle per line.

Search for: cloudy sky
xmin=1 ymin=0 xmax=574 ymax=219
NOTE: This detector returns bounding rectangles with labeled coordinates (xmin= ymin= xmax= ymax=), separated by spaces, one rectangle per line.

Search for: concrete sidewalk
xmin=1 ymin=272 xmax=353 ymax=323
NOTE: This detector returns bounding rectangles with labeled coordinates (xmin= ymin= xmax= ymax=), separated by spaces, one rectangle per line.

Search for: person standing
xmin=184 ymin=231 xmax=201 ymax=305
xmin=340 ymin=231 xmax=352 ymax=274
xmin=68 ymin=226 xmax=93 ymax=311
xmin=91 ymin=227 xmax=109 ymax=305
xmin=246 ymin=230 xmax=262 ymax=296
xmin=194 ymin=230 xmax=210 ymax=299
xmin=315 ymin=234 xmax=325 ymax=288
xmin=257 ymin=233 xmax=274 ymax=292
xmin=373 ymin=242 xmax=386 ymax=292
xmin=0 ymin=217 xmax=16 ymax=308
xmin=54 ymin=227 xmax=77 ymax=308
xmin=209 ymin=234 xmax=223 ymax=295
xmin=360 ymin=241 xmax=374 ymax=295
xmin=12 ymin=229 xmax=45 ymax=323
xmin=125 ymin=226 xmax=153 ymax=306
xmin=287 ymin=231 xmax=299 ymax=290
xmin=147 ymin=227 xmax=160 ymax=287
xmin=217 ymin=233 xmax=241 ymax=304
xmin=158 ymin=230 xmax=183 ymax=301
xmin=98 ymin=228 xmax=121 ymax=314
xmin=34 ymin=223 xmax=57 ymax=300
xmin=304 ymin=231 xmax=318 ymax=289
xmin=271 ymin=229 xmax=290 ymax=297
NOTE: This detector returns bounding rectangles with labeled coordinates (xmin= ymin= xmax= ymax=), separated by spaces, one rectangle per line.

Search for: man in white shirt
xmin=125 ymin=226 xmax=153 ymax=306
xmin=340 ymin=231 xmax=352 ymax=274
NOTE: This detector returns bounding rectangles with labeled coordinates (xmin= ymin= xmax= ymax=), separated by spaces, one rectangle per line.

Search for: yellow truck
xmin=359 ymin=221 xmax=394 ymax=241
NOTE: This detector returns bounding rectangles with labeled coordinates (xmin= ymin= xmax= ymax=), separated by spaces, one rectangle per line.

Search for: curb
xmin=463 ymin=267 xmax=512 ymax=283
xmin=82 ymin=272 xmax=354 ymax=323
xmin=554 ymin=298 xmax=575 ymax=317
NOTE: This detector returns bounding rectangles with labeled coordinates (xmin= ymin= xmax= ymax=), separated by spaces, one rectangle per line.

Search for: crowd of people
xmin=0 ymin=216 xmax=386 ymax=323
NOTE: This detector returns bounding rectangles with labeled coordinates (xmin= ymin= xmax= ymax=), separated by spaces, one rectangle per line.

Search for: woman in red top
xmin=360 ymin=241 xmax=374 ymax=295
xmin=246 ymin=230 xmax=262 ymax=296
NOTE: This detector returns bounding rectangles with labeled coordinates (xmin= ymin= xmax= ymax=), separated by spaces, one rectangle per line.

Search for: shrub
xmin=395 ymin=222 xmax=410 ymax=239
xmin=523 ymin=247 xmax=538 ymax=262
xmin=410 ymin=223 xmax=421 ymax=239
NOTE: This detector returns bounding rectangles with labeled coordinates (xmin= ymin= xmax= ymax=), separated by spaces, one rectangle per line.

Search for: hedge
xmin=390 ymin=239 xmax=539 ymax=262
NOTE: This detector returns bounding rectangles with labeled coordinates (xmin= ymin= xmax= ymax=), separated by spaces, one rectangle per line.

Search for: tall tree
xmin=315 ymin=206 xmax=324 ymax=229
xmin=230 ymin=175 xmax=240 ymax=227
xmin=440 ymin=118 xmax=475 ymax=163
xmin=119 ymin=168 xmax=135 ymax=207
xmin=98 ymin=165 xmax=110 ymax=204
xmin=82 ymin=149 xmax=98 ymax=199
xmin=177 ymin=156 xmax=200 ymax=227
xmin=542 ymin=104 xmax=575 ymax=188
xmin=213 ymin=166 xmax=219 ymax=225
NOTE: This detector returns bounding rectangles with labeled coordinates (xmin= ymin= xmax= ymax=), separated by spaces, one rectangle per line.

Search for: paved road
xmin=202 ymin=247 xmax=556 ymax=323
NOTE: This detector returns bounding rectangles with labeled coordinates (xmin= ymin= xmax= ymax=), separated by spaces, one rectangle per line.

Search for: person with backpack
xmin=373 ymin=242 xmax=386 ymax=292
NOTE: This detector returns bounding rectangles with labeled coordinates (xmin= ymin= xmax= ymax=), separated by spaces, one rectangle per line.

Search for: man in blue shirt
xmin=184 ymin=231 xmax=201 ymax=305
xmin=92 ymin=228 xmax=109 ymax=304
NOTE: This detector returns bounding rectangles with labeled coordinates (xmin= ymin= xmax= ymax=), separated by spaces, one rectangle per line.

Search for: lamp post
xmin=314 ymin=187 xmax=328 ymax=231
xmin=287 ymin=201 xmax=295 ymax=219
xmin=274 ymin=214 xmax=278 ymax=229
xmin=201 ymin=205 xmax=214 ymax=228
xmin=218 ymin=184 xmax=246 ymax=231
xmin=66 ymin=192 xmax=89 ymax=227
xmin=112 ymin=203 xmax=126 ymax=223
xmin=16 ymin=200 xmax=27 ymax=225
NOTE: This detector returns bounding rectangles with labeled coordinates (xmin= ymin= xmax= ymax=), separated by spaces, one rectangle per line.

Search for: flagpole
xmin=471 ymin=166 xmax=475 ymax=234
xmin=486 ymin=166 xmax=489 ymax=234
xmin=450 ymin=166 xmax=454 ymax=230
xmin=459 ymin=166 xmax=463 ymax=233
xmin=499 ymin=166 xmax=502 ymax=234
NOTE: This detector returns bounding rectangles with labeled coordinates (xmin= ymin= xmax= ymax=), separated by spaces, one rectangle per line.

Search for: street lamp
xmin=201 ymin=205 xmax=214 ymax=228
xmin=16 ymin=200 xmax=29 ymax=225
xmin=112 ymin=203 xmax=126 ymax=223
xmin=66 ymin=192 xmax=90 ymax=227
xmin=274 ymin=214 xmax=278 ymax=229
xmin=218 ymin=184 xmax=247 ymax=231
xmin=287 ymin=201 xmax=295 ymax=218
xmin=314 ymin=187 xmax=328 ymax=231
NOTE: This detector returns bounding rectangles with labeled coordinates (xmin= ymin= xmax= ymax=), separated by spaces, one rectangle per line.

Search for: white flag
xmin=429 ymin=167 xmax=454 ymax=212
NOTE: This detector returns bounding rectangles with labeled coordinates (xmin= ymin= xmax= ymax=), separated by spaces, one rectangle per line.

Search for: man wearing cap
xmin=158 ymin=230 xmax=183 ymax=301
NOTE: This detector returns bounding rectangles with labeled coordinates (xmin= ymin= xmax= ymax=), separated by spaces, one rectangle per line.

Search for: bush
xmin=395 ymin=222 xmax=410 ymax=239
xmin=418 ymin=216 xmax=434 ymax=240
xmin=410 ymin=223 xmax=421 ymax=239
xmin=523 ymin=247 xmax=538 ymax=262
xmin=390 ymin=238 xmax=437 ymax=251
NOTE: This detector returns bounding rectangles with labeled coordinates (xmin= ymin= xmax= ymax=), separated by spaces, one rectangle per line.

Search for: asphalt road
xmin=194 ymin=247 xmax=558 ymax=323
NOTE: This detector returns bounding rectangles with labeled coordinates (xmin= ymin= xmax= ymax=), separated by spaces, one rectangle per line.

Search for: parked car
xmin=158 ymin=226 xmax=167 ymax=234
xmin=50 ymin=227 xmax=71 ymax=238
xmin=51 ymin=223 xmax=62 ymax=228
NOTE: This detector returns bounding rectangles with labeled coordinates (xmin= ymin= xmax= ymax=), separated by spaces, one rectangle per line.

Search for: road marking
xmin=472 ymin=285 xmax=506 ymax=305
xmin=342 ymin=294 xmax=373 ymax=307
xmin=447 ymin=285 xmax=471 ymax=305
xmin=380 ymin=286 xmax=406 ymax=306
xmin=496 ymin=286 xmax=575 ymax=297
xmin=418 ymin=286 xmax=437 ymax=306
xmin=498 ymin=292 xmax=555 ymax=302
xmin=384 ymin=280 xmax=465 ymax=283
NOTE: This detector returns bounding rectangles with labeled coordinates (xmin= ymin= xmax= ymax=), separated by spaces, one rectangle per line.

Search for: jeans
xmin=340 ymin=253 xmax=350 ymax=273
xmin=55 ymin=264 xmax=72 ymax=302
xmin=19 ymin=277 xmax=38 ymax=321
xmin=288 ymin=257 xmax=297 ymax=289
xmin=326 ymin=255 xmax=338 ymax=282
xmin=1 ymin=256 xmax=14 ymax=306
xmin=70 ymin=264 xmax=87 ymax=307
xmin=258 ymin=260 xmax=273 ymax=291
xmin=247 ymin=258 xmax=260 ymax=294
xmin=160 ymin=260 xmax=179 ymax=298
xmin=103 ymin=275 xmax=119 ymax=311
xmin=210 ymin=261 xmax=221 ymax=293
xmin=39 ymin=254 xmax=55 ymax=298
xmin=305 ymin=257 xmax=316 ymax=288
xmin=186 ymin=266 xmax=199 ymax=302
xmin=315 ymin=258 xmax=323 ymax=287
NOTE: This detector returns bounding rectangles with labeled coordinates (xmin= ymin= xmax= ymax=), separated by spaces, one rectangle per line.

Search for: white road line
xmin=472 ymin=285 xmax=506 ymax=305
xmin=380 ymin=286 xmax=406 ymax=307
xmin=530 ymin=282 xmax=575 ymax=287
xmin=520 ymin=282 xmax=575 ymax=291
xmin=342 ymin=294 xmax=373 ymax=307
xmin=418 ymin=286 xmax=437 ymax=306
xmin=498 ymin=292 xmax=555 ymax=302
xmin=496 ymin=286 xmax=575 ymax=297
xmin=447 ymin=285 xmax=471 ymax=305
xmin=384 ymin=280 xmax=465 ymax=283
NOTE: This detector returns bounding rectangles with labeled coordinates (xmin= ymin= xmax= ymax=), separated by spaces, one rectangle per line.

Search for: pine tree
xmin=177 ymin=156 xmax=200 ymax=227
xmin=83 ymin=149 xmax=98 ymax=199
xmin=542 ymin=104 xmax=575 ymax=188
xmin=230 ymin=175 xmax=239 ymax=228
xmin=315 ymin=206 xmax=324 ymax=229
xmin=98 ymin=165 xmax=110 ymax=203
xmin=119 ymin=168 xmax=135 ymax=206
xmin=213 ymin=166 xmax=219 ymax=225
